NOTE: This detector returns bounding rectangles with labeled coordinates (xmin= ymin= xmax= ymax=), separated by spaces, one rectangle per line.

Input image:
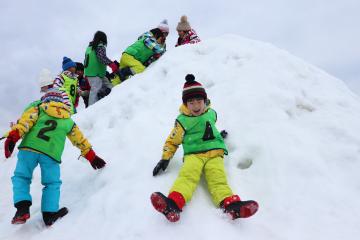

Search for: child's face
xmin=186 ymin=98 xmax=205 ymax=116
xmin=68 ymin=67 xmax=76 ymax=74
xmin=177 ymin=30 xmax=185 ymax=38
xmin=76 ymin=69 xmax=84 ymax=77
xmin=157 ymin=36 xmax=166 ymax=44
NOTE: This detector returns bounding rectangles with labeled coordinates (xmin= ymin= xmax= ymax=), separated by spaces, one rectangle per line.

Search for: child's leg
xmin=119 ymin=53 xmax=146 ymax=74
xmin=169 ymin=155 xmax=204 ymax=204
xmin=204 ymin=156 xmax=233 ymax=206
xmin=38 ymin=154 xmax=62 ymax=212
xmin=88 ymin=76 xmax=103 ymax=106
xmin=11 ymin=150 xmax=39 ymax=205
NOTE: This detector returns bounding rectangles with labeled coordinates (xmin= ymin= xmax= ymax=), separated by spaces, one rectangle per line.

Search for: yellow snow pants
xmin=112 ymin=53 xmax=146 ymax=86
xmin=120 ymin=53 xmax=145 ymax=74
xmin=169 ymin=154 xmax=233 ymax=206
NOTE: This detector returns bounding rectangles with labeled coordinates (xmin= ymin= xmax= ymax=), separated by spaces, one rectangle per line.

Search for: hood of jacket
xmin=40 ymin=101 xmax=71 ymax=119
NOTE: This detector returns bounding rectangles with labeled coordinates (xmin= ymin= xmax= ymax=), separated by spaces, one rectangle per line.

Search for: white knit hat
xmin=158 ymin=19 xmax=169 ymax=33
xmin=38 ymin=68 xmax=53 ymax=88
xmin=176 ymin=15 xmax=191 ymax=31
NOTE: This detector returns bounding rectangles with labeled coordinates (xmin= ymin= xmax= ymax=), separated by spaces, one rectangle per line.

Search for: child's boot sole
xmin=231 ymin=201 xmax=259 ymax=219
xmin=151 ymin=192 xmax=180 ymax=222
xmin=11 ymin=213 xmax=30 ymax=224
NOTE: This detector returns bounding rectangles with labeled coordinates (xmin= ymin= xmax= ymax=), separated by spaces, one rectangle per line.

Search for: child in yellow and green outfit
xmin=111 ymin=28 xmax=166 ymax=86
xmin=151 ymin=74 xmax=258 ymax=222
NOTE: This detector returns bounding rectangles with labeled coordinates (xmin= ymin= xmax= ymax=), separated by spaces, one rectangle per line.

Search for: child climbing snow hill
xmin=151 ymin=74 xmax=258 ymax=222
xmin=53 ymin=57 xmax=79 ymax=114
xmin=112 ymin=28 xmax=166 ymax=86
xmin=3 ymin=89 xmax=106 ymax=226
xmin=175 ymin=15 xmax=201 ymax=47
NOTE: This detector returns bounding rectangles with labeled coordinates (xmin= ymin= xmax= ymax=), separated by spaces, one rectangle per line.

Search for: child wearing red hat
xmin=151 ymin=74 xmax=258 ymax=222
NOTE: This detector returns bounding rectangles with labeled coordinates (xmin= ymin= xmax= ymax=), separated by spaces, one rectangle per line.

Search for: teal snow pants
xmin=12 ymin=150 xmax=62 ymax=212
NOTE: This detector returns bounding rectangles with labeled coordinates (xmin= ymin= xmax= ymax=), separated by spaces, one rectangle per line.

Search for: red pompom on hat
xmin=182 ymin=74 xmax=207 ymax=103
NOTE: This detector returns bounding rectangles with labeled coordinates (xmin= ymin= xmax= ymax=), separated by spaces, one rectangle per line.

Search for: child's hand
xmin=220 ymin=130 xmax=228 ymax=139
xmin=4 ymin=130 xmax=20 ymax=158
xmin=84 ymin=149 xmax=106 ymax=170
xmin=153 ymin=160 xmax=169 ymax=176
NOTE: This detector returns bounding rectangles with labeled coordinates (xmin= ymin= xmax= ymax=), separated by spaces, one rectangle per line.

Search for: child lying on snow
xmin=151 ymin=74 xmax=258 ymax=222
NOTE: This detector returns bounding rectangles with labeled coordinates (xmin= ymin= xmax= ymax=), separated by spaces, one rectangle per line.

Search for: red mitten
xmin=109 ymin=62 xmax=119 ymax=73
xmin=85 ymin=149 xmax=106 ymax=170
xmin=4 ymin=130 xmax=21 ymax=158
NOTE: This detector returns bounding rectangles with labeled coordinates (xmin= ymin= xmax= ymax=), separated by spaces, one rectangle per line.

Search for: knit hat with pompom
xmin=158 ymin=19 xmax=169 ymax=33
xmin=41 ymin=88 xmax=72 ymax=110
xmin=176 ymin=15 xmax=191 ymax=31
xmin=182 ymin=74 xmax=207 ymax=103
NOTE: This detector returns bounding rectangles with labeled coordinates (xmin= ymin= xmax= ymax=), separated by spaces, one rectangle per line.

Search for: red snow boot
xmin=151 ymin=192 xmax=182 ymax=222
xmin=221 ymin=195 xmax=259 ymax=220
xmin=11 ymin=200 xmax=31 ymax=224
xmin=42 ymin=207 xmax=69 ymax=226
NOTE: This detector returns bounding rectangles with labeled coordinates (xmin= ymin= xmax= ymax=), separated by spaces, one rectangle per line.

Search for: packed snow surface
xmin=1 ymin=35 xmax=360 ymax=240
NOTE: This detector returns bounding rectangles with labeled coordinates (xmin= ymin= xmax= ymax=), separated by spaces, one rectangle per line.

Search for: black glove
xmin=90 ymin=156 xmax=106 ymax=170
xmin=85 ymin=150 xmax=106 ymax=170
xmin=220 ymin=130 xmax=228 ymax=139
xmin=106 ymin=71 xmax=115 ymax=80
xmin=153 ymin=160 xmax=169 ymax=176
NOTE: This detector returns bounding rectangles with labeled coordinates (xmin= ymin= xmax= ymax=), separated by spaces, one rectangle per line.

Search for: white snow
xmin=1 ymin=35 xmax=360 ymax=240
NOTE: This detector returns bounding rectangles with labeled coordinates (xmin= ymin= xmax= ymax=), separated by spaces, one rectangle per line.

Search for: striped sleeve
xmin=144 ymin=37 xmax=165 ymax=54
xmin=53 ymin=75 xmax=65 ymax=88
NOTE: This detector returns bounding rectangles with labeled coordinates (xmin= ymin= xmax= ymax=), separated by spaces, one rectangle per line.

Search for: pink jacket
xmin=175 ymin=29 xmax=201 ymax=47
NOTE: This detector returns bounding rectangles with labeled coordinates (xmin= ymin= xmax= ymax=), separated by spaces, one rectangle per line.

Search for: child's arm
xmin=53 ymin=75 xmax=65 ymax=89
xmin=153 ymin=121 xmax=185 ymax=176
xmin=95 ymin=44 xmax=113 ymax=65
xmin=161 ymin=121 xmax=185 ymax=160
xmin=144 ymin=37 xmax=165 ymax=54
xmin=10 ymin=106 xmax=39 ymax=136
xmin=188 ymin=30 xmax=201 ymax=44
xmin=67 ymin=125 xmax=106 ymax=169
xmin=4 ymin=106 xmax=39 ymax=158
xmin=66 ymin=124 xmax=92 ymax=156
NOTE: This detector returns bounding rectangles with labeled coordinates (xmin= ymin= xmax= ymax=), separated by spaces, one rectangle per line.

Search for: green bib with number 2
xmin=19 ymin=107 xmax=75 ymax=162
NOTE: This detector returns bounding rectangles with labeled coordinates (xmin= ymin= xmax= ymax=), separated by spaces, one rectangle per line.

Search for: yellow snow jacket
xmin=10 ymin=101 xmax=92 ymax=156
xmin=161 ymin=103 xmax=225 ymax=161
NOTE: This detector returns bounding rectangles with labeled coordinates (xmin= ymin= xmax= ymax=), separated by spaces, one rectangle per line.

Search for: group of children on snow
xmin=2 ymin=15 xmax=258 ymax=227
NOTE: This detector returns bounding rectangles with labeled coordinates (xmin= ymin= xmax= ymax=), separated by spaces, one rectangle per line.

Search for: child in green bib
xmin=3 ymin=89 xmax=106 ymax=226
xmin=151 ymin=74 xmax=258 ymax=222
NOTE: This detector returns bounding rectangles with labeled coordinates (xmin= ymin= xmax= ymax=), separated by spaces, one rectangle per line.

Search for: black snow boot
xmin=12 ymin=200 xmax=32 ymax=224
xmin=42 ymin=207 xmax=69 ymax=226
xmin=117 ymin=67 xmax=134 ymax=82
xmin=151 ymin=192 xmax=181 ymax=222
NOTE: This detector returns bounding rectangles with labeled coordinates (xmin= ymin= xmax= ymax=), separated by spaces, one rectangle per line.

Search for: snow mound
xmin=1 ymin=35 xmax=360 ymax=240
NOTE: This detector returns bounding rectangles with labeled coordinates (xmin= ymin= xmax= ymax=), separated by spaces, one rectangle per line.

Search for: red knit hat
xmin=182 ymin=74 xmax=207 ymax=103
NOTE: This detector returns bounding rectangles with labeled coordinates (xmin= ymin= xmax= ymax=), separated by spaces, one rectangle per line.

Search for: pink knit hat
xmin=158 ymin=19 xmax=169 ymax=34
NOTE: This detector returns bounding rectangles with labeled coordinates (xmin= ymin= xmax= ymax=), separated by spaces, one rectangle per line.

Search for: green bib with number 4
xmin=19 ymin=107 xmax=75 ymax=162
xmin=176 ymin=108 xmax=228 ymax=155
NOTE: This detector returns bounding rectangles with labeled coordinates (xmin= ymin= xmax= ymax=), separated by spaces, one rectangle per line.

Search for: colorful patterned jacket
xmin=175 ymin=29 xmax=201 ymax=47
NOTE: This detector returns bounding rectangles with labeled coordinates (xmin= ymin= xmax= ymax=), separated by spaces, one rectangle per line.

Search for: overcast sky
xmin=0 ymin=0 xmax=359 ymax=118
